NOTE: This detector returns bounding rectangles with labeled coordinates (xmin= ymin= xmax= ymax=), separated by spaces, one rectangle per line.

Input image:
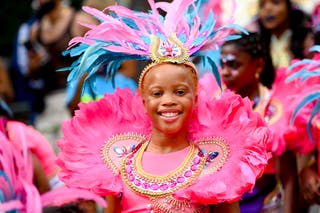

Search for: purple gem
xmin=142 ymin=182 xmax=150 ymax=189
xmin=191 ymin=165 xmax=198 ymax=171
xmin=134 ymin=179 xmax=141 ymax=186
xmin=198 ymin=150 xmax=204 ymax=157
xmin=160 ymin=184 xmax=169 ymax=191
xmin=184 ymin=170 xmax=192 ymax=178
xmin=177 ymin=177 xmax=185 ymax=183
xmin=151 ymin=184 xmax=159 ymax=190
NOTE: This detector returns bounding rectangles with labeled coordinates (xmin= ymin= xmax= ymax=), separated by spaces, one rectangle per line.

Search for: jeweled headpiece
xmin=61 ymin=0 xmax=244 ymax=94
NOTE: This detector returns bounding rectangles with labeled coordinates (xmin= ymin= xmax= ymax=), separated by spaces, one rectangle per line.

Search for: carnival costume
xmin=285 ymin=46 xmax=320 ymax=172
xmin=57 ymin=0 xmax=271 ymax=212
xmin=0 ymin=121 xmax=106 ymax=212
xmin=0 ymin=104 xmax=106 ymax=212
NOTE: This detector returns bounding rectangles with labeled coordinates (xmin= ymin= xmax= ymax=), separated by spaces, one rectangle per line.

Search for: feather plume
xmin=61 ymin=0 xmax=243 ymax=94
xmin=286 ymin=47 xmax=320 ymax=143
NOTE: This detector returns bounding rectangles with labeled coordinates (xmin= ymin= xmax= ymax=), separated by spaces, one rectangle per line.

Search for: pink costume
xmin=55 ymin=1 xmax=271 ymax=211
xmin=0 ymin=130 xmax=42 ymax=212
xmin=0 ymin=120 xmax=106 ymax=212
xmin=6 ymin=121 xmax=58 ymax=180
xmin=284 ymin=50 xmax=320 ymax=172
xmin=270 ymin=65 xmax=320 ymax=156
xmin=201 ymin=72 xmax=276 ymax=174
xmin=57 ymin=78 xmax=271 ymax=212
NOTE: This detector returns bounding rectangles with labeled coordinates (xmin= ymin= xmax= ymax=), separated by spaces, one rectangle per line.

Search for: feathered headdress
xmin=60 ymin=0 xmax=244 ymax=93
xmin=286 ymin=45 xmax=320 ymax=141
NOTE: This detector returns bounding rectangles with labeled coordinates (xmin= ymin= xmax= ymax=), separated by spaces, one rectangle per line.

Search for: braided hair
xmin=222 ymin=32 xmax=275 ymax=88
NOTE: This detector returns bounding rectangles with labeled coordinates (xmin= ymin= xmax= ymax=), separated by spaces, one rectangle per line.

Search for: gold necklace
xmin=120 ymin=141 xmax=207 ymax=197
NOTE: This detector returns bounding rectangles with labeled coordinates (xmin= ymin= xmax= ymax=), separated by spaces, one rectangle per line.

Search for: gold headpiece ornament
xmin=139 ymin=33 xmax=198 ymax=93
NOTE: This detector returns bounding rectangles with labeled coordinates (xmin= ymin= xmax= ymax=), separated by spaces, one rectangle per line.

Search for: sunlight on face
xmin=141 ymin=63 xmax=197 ymax=135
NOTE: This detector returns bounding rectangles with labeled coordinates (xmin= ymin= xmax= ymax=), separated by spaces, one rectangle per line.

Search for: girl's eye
xmin=272 ymin=0 xmax=280 ymax=4
xmin=175 ymin=89 xmax=186 ymax=96
xmin=152 ymin=91 xmax=162 ymax=97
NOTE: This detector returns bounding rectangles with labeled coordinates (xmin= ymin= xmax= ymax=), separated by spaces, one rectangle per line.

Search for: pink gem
xmin=134 ymin=179 xmax=141 ymax=186
xmin=151 ymin=184 xmax=159 ymax=190
xmin=170 ymin=181 xmax=177 ymax=188
xmin=126 ymin=159 xmax=132 ymax=165
xmin=177 ymin=177 xmax=185 ymax=183
xmin=128 ymin=175 xmax=134 ymax=181
xmin=160 ymin=184 xmax=169 ymax=191
xmin=184 ymin=170 xmax=192 ymax=178
xmin=166 ymin=47 xmax=172 ymax=53
xmin=126 ymin=166 xmax=132 ymax=173
xmin=191 ymin=165 xmax=198 ymax=171
xmin=193 ymin=157 xmax=200 ymax=165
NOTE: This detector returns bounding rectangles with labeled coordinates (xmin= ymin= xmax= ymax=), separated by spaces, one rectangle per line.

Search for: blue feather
xmin=287 ymin=59 xmax=313 ymax=71
xmin=286 ymin=70 xmax=320 ymax=83
xmin=207 ymin=56 xmax=222 ymax=90
xmin=291 ymin=92 xmax=320 ymax=125
xmin=309 ymin=45 xmax=320 ymax=53
xmin=218 ymin=24 xmax=248 ymax=35
xmin=0 ymin=170 xmax=15 ymax=200
xmin=306 ymin=102 xmax=320 ymax=142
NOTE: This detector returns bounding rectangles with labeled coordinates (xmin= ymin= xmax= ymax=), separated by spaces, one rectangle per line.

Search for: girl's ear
xmin=195 ymin=94 xmax=198 ymax=105
xmin=142 ymin=98 xmax=147 ymax=113
xmin=255 ymin=58 xmax=265 ymax=76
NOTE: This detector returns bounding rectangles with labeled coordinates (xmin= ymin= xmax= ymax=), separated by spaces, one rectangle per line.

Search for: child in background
xmin=56 ymin=1 xmax=271 ymax=212
xmin=220 ymin=32 xmax=287 ymax=213
xmin=220 ymin=31 xmax=319 ymax=213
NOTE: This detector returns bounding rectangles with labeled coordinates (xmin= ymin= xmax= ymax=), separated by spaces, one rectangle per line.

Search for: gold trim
xmin=150 ymin=196 xmax=207 ymax=213
xmin=120 ymin=142 xmax=207 ymax=197
xmin=138 ymin=61 xmax=198 ymax=94
xmin=265 ymin=99 xmax=284 ymax=125
xmin=135 ymin=142 xmax=196 ymax=181
xmin=150 ymin=33 xmax=189 ymax=64
xmin=197 ymin=137 xmax=229 ymax=176
xmin=100 ymin=133 xmax=147 ymax=174
xmin=253 ymin=84 xmax=271 ymax=116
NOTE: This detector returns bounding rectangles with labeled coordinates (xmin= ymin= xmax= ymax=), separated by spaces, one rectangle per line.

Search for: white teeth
xmin=161 ymin=112 xmax=178 ymax=117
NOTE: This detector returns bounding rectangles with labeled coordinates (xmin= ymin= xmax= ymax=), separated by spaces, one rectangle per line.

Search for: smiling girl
xmin=56 ymin=1 xmax=271 ymax=212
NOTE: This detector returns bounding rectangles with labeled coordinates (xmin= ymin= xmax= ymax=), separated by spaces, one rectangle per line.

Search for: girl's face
xmin=220 ymin=44 xmax=262 ymax=93
xmin=259 ymin=0 xmax=289 ymax=31
xmin=142 ymin=63 xmax=197 ymax=135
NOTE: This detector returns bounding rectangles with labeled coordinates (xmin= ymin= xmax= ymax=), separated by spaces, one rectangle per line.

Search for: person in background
xmin=27 ymin=0 xmax=105 ymax=151
xmin=219 ymin=32 xmax=312 ymax=213
xmin=65 ymin=0 xmax=138 ymax=116
xmin=9 ymin=0 xmax=54 ymax=125
xmin=0 ymin=58 xmax=14 ymax=103
xmin=256 ymin=0 xmax=313 ymax=70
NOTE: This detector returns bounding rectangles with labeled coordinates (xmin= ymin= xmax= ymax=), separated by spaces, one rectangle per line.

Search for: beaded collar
xmin=120 ymin=142 xmax=208 ymax=197
xmin=101 ymin=133 xmax=229 ymax=199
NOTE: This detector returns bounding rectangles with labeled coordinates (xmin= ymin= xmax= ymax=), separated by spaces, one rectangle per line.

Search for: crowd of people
xmin=0 ymin=0 xmax=320 ymax=212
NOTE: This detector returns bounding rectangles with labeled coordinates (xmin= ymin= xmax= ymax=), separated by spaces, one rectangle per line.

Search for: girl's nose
xmin=221 ymin=67 xmax=231 ymax=77
xmin=161 ymin=94 xmax=176 ymax=106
